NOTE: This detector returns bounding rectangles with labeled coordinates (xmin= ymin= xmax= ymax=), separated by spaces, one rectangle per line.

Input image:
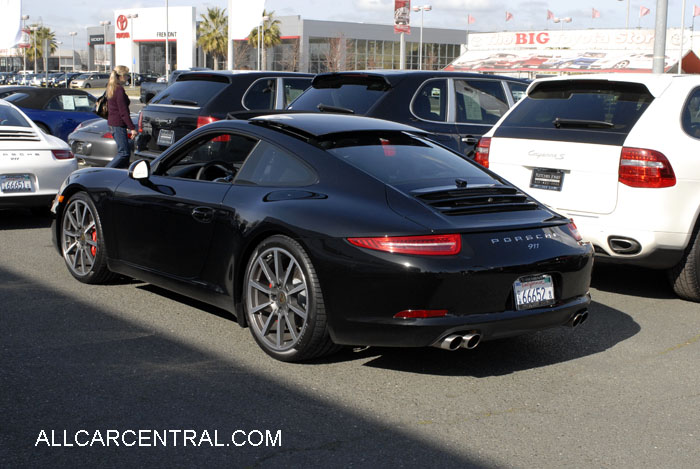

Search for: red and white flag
xmin=506 ymin=11 xmax=513 ymax=22
xmin=467 ymin=14 xmax=475 ymax=25
xmin=592 ymin=8 xmax=601 ymax=19
xmin=694 ymin=5 xmax=700 ymax=17
xmin=639 ymin=6 xmax=651 ymax=17
xmin=547 ymin=10 xmax=555 ymax=20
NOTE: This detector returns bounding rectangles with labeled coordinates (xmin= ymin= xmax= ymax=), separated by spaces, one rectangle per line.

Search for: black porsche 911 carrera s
xmin=51 ymin=113 xmax=593 ymax=362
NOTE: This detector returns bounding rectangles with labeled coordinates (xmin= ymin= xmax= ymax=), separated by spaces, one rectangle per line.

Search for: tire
xmin=668 ymin=227 xmax=700 ymax=301
xmin=84 ymin=83 xmax=91 ymax=88
xmin=60 ymin=192 xmax=115 ymax=284
xmin=243 ymin=235 xmax=338 ymax=362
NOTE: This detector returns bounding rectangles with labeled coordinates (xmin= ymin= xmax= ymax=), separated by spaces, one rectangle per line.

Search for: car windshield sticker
xmin=61 ymin=95 xmax=75 ymax=110
xmin=74 ymin=96 xmax=90 ymax=108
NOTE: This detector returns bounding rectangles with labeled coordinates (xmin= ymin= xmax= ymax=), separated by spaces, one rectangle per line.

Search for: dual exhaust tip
xmin=434 ymin=310 xmax=589 ymax=351
xmin=434 ymin=331 xmax=481 ymax=351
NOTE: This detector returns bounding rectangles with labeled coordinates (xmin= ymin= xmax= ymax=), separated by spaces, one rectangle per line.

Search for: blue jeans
xmin=106 ymin=126 xmax=132 ymax=169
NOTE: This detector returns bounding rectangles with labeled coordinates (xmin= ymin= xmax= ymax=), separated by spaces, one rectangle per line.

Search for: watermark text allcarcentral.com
xmin=35 ymin=429 xmax=282 ymax=447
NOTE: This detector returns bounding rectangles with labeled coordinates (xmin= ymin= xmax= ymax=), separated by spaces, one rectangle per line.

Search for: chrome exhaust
xmin=433 ymin=334 xmax=463 ymax=351
xmin=461 ymin=332 xmax=481 ymax=349
xmin=567 ymin=310 xmax=589 ymax=328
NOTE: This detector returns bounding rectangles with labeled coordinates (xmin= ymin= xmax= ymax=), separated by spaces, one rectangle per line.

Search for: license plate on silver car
xmin=157 ymin=129 xmax=174 ymax=146
xmin=514 ymin=274 xmax=555 ymax=310
xmin=1 ymin=174 xmax=34 ymax=193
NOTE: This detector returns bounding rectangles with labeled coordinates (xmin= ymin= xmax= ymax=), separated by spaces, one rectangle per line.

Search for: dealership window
xmin=139 ymin=42 xmax=176 ymax=75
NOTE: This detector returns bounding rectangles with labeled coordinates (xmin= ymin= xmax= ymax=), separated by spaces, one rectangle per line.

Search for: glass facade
xmin=139 ymin=42 xmax=176 ymax=75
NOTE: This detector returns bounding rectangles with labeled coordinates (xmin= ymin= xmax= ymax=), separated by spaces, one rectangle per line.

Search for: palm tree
xmin=27 ymin=26 xmax=56 ymax=72
xmin=247 ymin=10 xmax=281 ymax=70
xmin=197 ymin=7 xmax=228 ymax=70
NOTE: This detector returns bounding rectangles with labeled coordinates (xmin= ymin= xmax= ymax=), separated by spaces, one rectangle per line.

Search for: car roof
xmin=311 ymin=70 xmax=530 ymax=87
xmin=176 ymin=70 xmax=314 ymax=83
xmin=0 ymin=86 xmax=92 ymax=107
xmin=248 ymin=112 xmax=424 ymax=137
xmin=528 ymin=73 xmax=700 ymax=98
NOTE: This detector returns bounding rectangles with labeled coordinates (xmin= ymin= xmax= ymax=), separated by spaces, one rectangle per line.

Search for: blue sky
xmin=20 ymin=0 xmax=695 ymax=48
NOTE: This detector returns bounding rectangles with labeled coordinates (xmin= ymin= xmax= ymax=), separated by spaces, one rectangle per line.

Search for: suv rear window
xmin=151 ymin=77 xmax=228 ymax=106
xmin=288 ymin=82 xmax=387 ymax=114
xmin=500 ymin=80 xmax=653 ymax=134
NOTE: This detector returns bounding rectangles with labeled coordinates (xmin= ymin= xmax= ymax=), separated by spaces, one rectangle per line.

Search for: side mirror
xmin=129 ymin=159 xmax=150 ymax=180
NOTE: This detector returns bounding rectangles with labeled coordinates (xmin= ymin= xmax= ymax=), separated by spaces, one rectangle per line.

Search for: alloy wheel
xmin=62 ymin=199 xmax=98 ymax=277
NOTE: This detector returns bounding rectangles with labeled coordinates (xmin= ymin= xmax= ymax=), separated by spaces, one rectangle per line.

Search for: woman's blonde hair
xmin=106 ymin=65 xmax=130 ymax=99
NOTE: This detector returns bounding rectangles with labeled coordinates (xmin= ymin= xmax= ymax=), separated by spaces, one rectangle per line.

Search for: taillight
xmin=474 ymin=137 xmax=491 ymax=168
xmin=347 ymin=234 xmax=461 ymax=256
xmin=619 ymin=147 xmax=676 ymax=188
xmin=567 ymin=220 xmax=583 ymax=242
xmin=137 ymin=111 xmax=143 ymax=133
xmin=52 ymin=150 xmax=74 ymax=160
xmin=394 ymin=309 xmax=448 ymax=319
xmin=197 ymin=116 xmax=229 ymax=142
xmin=102 ymin=132 xmax=113 ymax=139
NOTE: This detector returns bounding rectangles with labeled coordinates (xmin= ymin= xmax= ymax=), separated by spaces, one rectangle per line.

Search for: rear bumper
xmin=329 ymin=294 xmax=591 ymax=347
xmin=0 ymin=193 xmax=55 ymax=208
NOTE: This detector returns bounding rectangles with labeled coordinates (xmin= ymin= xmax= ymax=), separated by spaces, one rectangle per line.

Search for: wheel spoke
xmin=276 ymin=318 xmax=282 ymax=348
xmin=257 ymin=258 xmax=275 ymax=285
xmin=83 ymin=220 xmax=96 ymax=237
xmin=261 ymin=313 xmax=275 ymax=336
xmin=284 ymin=315 xmax=297 ymax=341
xmin=273 ymin=250 xmax=281 ymax=284
xmin=289 ymin=303 xmax=307 ymax=320
xmin=250 ymin=301 xmax=272 ymax=314
xmin=249 ymin=279 xmax=271 ymax=294
xmin=287 ymin=282 xmax=306 ymax=296
xmin=281 ymin=259 xmax=295 ymax=288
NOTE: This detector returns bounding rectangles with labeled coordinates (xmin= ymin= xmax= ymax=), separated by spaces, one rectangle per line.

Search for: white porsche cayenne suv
xmin=477 ymin=74 xmax=700 ymax=301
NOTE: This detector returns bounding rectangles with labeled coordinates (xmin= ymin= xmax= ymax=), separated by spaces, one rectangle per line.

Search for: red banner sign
xmin=394 ymin=0 xmax=411 ymax=34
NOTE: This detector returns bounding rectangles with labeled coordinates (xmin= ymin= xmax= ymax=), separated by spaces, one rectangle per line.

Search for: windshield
xmin=75 ymin=74 xmax=89 ymax=80
xmin=288 ymin=84 xmax=387 ymax=115
xmin=317 ymin=131 xmax=492 ymax=187
xmin=0 ymin=106 xmax=30 ymax=127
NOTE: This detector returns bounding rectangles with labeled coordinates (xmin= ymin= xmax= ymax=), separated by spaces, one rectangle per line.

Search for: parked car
xmin=54 ymin=72 xmax=82 ymax=88
xmin=0 ymin=86 xmax=98 ymax=141
xmin=134 ymin=70 xmax=313 ymax=160
xmin=139 ymin=67 xmax=210 ymax=103
xmin=70 ymin=72 xmax=110 ymax=88
xmin=287 ymin=70 xmax=529 ymax=159
xmin=478 ymin=74 xmax=700 ymax=301
xmin=68 ymin=114 xmax=139 ymax=166
xmin=51 ymin=113 xmax=593 ymax=361
xmin=0 ymin=99 xmax=77 ymax=210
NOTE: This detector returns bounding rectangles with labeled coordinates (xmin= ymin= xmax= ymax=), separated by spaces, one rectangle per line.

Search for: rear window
xmin=288 ymin=83 xmax=386 ymax=114
xmin=151 ymin=78 xmax=228 ymax=106
xmin=317 ymin=131 xmax=489 ymax=185
xmin=0 ymin=106 xmax=30 ymax=127
xmin=501 ymin=80 xmax=653 ymax=134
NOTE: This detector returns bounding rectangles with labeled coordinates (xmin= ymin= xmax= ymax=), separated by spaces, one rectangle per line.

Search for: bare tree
xmin=234 ymin=41 xmax=253 ymax=70
xmin=324 ymin=35 xmax=346 ymax=72
xmin=279 ymin=39 xmax=300 ymax=72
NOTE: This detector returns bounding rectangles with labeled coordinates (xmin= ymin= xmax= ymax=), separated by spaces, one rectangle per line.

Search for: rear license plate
xmin=514 ymin=274 xmax=555 ymax=310
xmin=157 ymin=129 xmax=174 ymax=146
xmin=530 ymin=168 xmax=564 ymax=191
xmin=1 ymin=174 xmax=34 ymax=193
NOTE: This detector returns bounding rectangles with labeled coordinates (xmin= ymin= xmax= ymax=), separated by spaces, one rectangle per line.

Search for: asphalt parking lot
xmin=1 ymin=208 xmax=699 ymax=467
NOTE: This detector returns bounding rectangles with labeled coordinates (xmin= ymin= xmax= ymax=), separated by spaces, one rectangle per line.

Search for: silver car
xmin=68 ymin=114 xmax=139 ymax=166
xmin=70 ymin=72 xmax=110 ymax=89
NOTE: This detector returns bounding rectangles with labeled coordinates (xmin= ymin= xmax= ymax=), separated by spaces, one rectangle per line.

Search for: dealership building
xmin=81 ymin=6 xmax=464 ymax=74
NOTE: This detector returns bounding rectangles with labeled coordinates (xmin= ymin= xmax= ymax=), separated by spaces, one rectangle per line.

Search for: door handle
xmin=461 ymin=136 xmax=479 ymax=144
xmin=191 ymin=206 xmax=213 ymax=223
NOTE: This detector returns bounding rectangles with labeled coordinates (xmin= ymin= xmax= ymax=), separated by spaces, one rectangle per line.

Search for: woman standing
xmin=105 ymin=65 xmax=137 ymax=169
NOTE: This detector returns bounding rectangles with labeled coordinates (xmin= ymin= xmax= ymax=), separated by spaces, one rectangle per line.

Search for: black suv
xmin=287 ymin=70 xmax=529 ymax=158
xmin=135 ymin=71 xmax=313 ymax=160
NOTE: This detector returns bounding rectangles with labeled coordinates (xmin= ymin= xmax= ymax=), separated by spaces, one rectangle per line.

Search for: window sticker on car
xmin=74 ymin=96 xmax=90 ymax=108
xmin=61 ymin=96 xmax=75 ymax=110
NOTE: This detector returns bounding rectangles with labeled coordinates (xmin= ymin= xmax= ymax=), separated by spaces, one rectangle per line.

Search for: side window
xmin=454 ymin=79 xmax=509 ymax=125
xmin=682 ymin=87 xmax=700 ymax=139
xmin=243 ymin=78 xmax=277 ymax=110
xmin=411 ymin=79 xmax=447 ymax=122
xmin=159 ymin=132 xmax=258 ymax=181
xmin=283 ymin=78 xmax=312 ymax=108
xmin=235 ymin=141 xmax=316 ymax=187
xmin=507 ymin=81 xmax=528 ymax=103
xmin=44 ymin=95 xmax=94 ymax=112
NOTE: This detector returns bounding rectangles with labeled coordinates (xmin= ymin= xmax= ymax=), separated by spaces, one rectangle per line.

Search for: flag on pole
xmin=592 ymin=8 xmax=601 ymax=19
xmin=639 ymin=6 xmax=651 ymax=18
xmin=506 ymin=11 xmax=513 ymax=22
xmin=694 ymin=5 xmax=700 ymax=17
xmin=467 ymin=14 xmax=475 ymax=25
xmin=547 ymin=10 xmax=555 ymax=20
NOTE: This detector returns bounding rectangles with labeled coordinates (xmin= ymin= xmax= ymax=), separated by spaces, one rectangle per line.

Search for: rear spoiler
xmin=311 ymin=73 xmax=392 ymax=91
xmin=226 ymin=109 xmax=314 ymax=120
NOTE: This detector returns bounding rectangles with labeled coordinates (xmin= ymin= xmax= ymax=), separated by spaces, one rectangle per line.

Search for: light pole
xmin=260 ymin=15 xmax=269 ymax=71
xmin=165 ymin=0 xmax=170 ymax=77
xmin=127 ymin=13 xmax=138 ymax=85
xmin=100 ymin=20 xmax=111 ymax=72
xmin=69 ymin=32 xmax=77 ymax=72
xmin=56 ymin=41 xmax=62 ymax=72
xmin=21 ymin=15 xmax=29 ymax=72
xmin=552 ymin=17 xmax=572 ymax=32
xmin=412 ymin=5 xmax=431 ymax=70
xmin=618 ymin=0 xmax=631 ymax=29
xmin=30 ymin=25 xmax=38 ymax=74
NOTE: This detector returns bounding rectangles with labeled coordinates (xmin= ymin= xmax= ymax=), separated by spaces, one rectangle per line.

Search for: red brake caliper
xmin=91 ymin=230 xmax=97 ymax=257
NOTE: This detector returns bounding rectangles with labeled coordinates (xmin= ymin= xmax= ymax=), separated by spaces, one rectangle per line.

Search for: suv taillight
xmin=619 ymin=147 xmax=676 ymax=188
xmin=474 ymin=137 xmax=491 ymax=168
xmin=137 ymin=111 xmax=143 ymax=133
xmin=197 ymin=116 xmax=229 ymax=142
